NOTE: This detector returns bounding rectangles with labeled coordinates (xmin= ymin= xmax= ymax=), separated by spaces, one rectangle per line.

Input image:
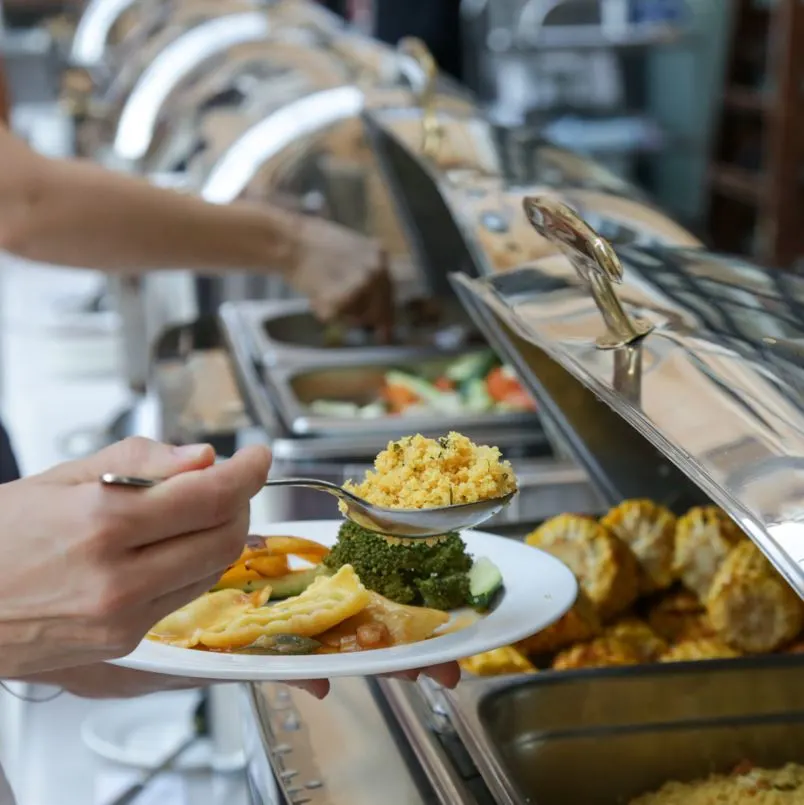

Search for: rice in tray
xmin=343 ymin=432 xmax=517 ymax=509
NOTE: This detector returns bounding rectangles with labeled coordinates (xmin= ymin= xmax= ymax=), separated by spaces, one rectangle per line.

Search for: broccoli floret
xmin=416 ymin=533 xmax=474 ymax=576
xmin=415 ymin=573 xmax=471 ymax=611
xmin=324 ymin=521 xmax=473 ymax=607
xmin=324 ymin=521 xmax=420 ymax=603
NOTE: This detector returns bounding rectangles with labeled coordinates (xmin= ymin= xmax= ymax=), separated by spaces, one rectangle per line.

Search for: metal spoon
xmin=100 ymin=473 xmax=516 ymax=539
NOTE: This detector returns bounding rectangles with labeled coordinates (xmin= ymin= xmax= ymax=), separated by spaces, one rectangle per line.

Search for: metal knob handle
xmin=397 ymin=37 xmax=442 ymax=159
xmin=522 ymin=195 xmax=654 ymax=349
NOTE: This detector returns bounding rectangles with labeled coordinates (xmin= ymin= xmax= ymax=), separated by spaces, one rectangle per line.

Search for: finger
xmin=285 ymin=680 xmax=330 ymax=700
xmin=102 ymin=444 xmax=271 ymax=549
xmin=421 ymin=662 xmax=461 ymax=689
xmin=130 ymin=508 xmax=251 ymax=602
xmin=45 ymin=437 xmax=216 ymax=485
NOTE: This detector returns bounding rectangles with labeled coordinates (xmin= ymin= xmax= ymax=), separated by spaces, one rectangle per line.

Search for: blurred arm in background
xmin=0 ymin=120 xmax=391 ymax=332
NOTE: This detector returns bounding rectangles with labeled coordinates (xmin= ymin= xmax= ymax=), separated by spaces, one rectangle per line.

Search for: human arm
xmin=0 ymin=60 xmax=9 ymax=127
xmin=0 ymin=124 xmax=392 ymax=330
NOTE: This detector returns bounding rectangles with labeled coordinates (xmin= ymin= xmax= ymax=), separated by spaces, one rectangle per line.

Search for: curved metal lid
xmin=453 ymin=196 xmax=804 ymax=597
xmin=196 ymin=38 xmax=472 ymax=204
xmin=112 ymin=11 xmax=278 ymax=161
xmin=70 ymin=0 xmax=341 ymax=67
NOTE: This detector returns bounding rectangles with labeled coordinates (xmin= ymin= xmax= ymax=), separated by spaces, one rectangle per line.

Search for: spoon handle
xmin=100 ymin=474 xmax=343 ymax=495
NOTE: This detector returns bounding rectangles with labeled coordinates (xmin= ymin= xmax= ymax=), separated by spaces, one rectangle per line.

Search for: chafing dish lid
xmin=363 ymin=103 xmax=698 ymax=299
xmin=453 ymin=196 xmax=804 ymax=596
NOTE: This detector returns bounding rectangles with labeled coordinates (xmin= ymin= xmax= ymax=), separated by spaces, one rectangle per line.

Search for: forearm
xmin=18 ymin=665 xmax=202 ymax=699
xmin=0 ymin=127 xmax=303 ymax=275
xmin=0 ymin=60 xmax=10 ymax=126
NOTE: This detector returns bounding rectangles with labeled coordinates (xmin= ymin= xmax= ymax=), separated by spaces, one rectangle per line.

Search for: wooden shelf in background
xmin=709 ymin=164 xmax=765 ymax=205
xmin=723 ymin=86 xmax=770 ymax=113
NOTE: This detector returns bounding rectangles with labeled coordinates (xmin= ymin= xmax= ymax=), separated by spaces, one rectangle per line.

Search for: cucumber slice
xmin=462 ymin=376 xmax=494 ymax=412
xmin=358 ymin=401 xmax=387 ymax=418
xmin=309 ymin=400 xmax=361 ymax=418
xmin=384 ymin=371 xmax=463 ymax=413
xmin=445 ymin=350 xmax=497 ymax=383
xmin=212 ymin=566 xmax=328 ymax=596
xmin=468 ymin=557 xmax=503 ymax=610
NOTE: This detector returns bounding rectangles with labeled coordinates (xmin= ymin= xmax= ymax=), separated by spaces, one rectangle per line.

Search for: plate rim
xmin=109 ymin=520 xmax=577 ymax=681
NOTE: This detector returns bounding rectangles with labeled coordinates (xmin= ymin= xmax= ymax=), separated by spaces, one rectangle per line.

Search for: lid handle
xmin=522 ymin=195 xmax=655 ymax=349
xmin=398 ymin=37 xmax=442 ymax=158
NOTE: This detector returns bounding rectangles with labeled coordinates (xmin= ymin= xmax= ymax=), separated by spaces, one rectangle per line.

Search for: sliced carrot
xmin=434 ymin=376 xmax=456 ymax=391
xmin=258 ymin=535 xmax=330 ymax=559
xmin=381 ymin=383 xmax=419 ymax=414
xmin=486 ymin=367 xmax=537 ymax=411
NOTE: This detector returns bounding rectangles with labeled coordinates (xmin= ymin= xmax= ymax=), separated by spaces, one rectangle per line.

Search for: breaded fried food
xmin=460 ymin=646 xmax=536 ymax=676
xmin=601 ymin=500 xmax=676 ymax=593
xmin=515 ymin=589 xmax=601 ymax=655
xmin=646 ymin=589 xmax=715 ymax=643
xmin=604 ymin=617 xmax=668 ymax=663
xmin=552 ymin=636 xmax=643 ymax=671
xmin=660 ymin=637 xmax=741 ymax=663
xmin=526 ymin=514 xmax=639 ymax=621
xmin=674 ymin=506 xmax=745 ymax=598
xmin=705 ymin=541 xmax=804 ymax=654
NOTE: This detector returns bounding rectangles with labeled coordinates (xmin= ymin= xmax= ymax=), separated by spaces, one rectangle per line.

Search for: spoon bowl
xmin=100 ymin=474 xmax=516 ymax=539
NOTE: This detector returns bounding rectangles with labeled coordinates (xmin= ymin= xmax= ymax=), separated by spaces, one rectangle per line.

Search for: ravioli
xmin=148 ymin=587 xmax=273 ymax=649
xmin=149 ymin=565 xmax=371 ymax=651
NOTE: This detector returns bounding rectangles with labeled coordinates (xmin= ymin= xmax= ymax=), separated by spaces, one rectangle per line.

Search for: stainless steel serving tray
xmin=444 ymin=656 xmax=804 ymax=805
xmin=219 ymin=299 xmax=544 ymax=440
xmin=263 ymin=350 xmax=539 ymax=438
xmin=228 ymin=298 xmax=485 ymax=366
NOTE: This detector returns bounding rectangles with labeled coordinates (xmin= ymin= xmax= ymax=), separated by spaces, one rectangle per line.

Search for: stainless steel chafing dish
xmin=70 ymin=3 xmax=276 ymax=160
xmin=236 ymin=201 xmax=804 ymax=805
xmin=362 ymin=101 xmax=701 ymax=296
xmin=219 ymin=56 xmax=804 ymax=805
xmin=65 ymin=1 xmax=346 ymax=160
xmin=106 ymin=5 xmax=431 ymax=168
xmin=453 ymin=195 xmax=804 ymax=597
xmin=68 ymin=0 xmax=340 ymax=70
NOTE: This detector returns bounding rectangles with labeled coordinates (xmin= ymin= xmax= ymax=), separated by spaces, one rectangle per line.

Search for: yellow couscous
xmin=630 ymin=763 xmax=804 ymax=805
xmin=343 ymin=432 xmax=518 ymax=509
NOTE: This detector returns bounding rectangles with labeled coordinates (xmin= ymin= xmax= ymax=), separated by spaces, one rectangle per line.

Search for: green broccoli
xmin=416 ymin=535 xmax=473 ymax=576
xmin=324 ymin=521 xmax=473 ymax=610
xmin=415 ymin=573 xmax=471 ymax=611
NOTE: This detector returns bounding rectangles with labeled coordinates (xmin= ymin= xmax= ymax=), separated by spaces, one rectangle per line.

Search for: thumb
xmin=48 ymin=437 xmax=216 ymax=484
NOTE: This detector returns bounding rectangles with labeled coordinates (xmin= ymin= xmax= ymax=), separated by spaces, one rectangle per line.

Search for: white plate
xmin=110 ymin=520 xmax=577 ymax=681
xmin=80 ymin=691 xmax=245 ymax=772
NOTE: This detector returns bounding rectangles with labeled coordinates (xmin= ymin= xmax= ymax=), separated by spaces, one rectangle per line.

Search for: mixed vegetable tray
xmin=305 ymin=350 xmax=537 ymax=420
